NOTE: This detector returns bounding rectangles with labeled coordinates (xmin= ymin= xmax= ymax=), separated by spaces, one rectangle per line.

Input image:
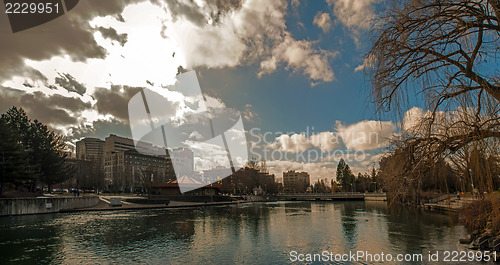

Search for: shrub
xmin=459 ymin=199 xmax=493 ymax=233
xmin=459 ymin=196 xmax=500 ymax=235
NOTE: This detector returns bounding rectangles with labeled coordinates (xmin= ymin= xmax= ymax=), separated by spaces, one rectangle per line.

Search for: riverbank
xmin=0 ymin=196 xmax=99 ymax=216
xmin=61 ymin=197 xmax=249 ymax=213
xmin=1 ymin=193 xmax=388 ymax=216
xmin=423 ymin=196 xmax=476 ymax=213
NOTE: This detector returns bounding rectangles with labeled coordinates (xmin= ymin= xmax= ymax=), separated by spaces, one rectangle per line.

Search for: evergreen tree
xmin=336 ymin=158 xmax=355 ymax=192
xmin=1 ymin=107 xmax=72 ymax=192
xmin=29 ymin=120 xmax=72 ymax=190
xmin=0 ymin=118 xmax=32 ymax=195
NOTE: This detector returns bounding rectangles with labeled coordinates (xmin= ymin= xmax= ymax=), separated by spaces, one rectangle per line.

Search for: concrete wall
xmin=0 ymin=196 xmax=99 ymax=216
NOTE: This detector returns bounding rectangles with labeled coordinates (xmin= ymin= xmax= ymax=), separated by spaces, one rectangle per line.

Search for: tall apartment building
xmin=76 ymin=138 xmax=105 ymax=161
xmin=104 ymin=150 xmax=169 ymax=193
xmin=283 ymin=170 xmax=310 ymax=193
xmin=103 ymin=134 xmax=175 ymax=192
xmin=75 ymin=138 xmax=105 ymax=188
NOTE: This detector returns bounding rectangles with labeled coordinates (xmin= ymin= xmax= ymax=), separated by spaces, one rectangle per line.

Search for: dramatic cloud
xmin=265 ymin=148 xmax=385 ymax=182
xmin=326 ymin=0 xmax=380 ymax=44
xmin=1 ymin=0 xmax=339 ymax=127
xmin=354 ymin=54 xmax=375 ymax=72
xmin=55 ymin=73 xmax=87 ymax=95
xmin=0 ymin=87 xmax=91 ymax=127
xmin=0 ymin=0 xmax=144 ymax=78
xmin=313 ymin=12 xmax=332 ymax=32
xmin=93 ymin=85 xmax=147 ymax=121
xmin=309 ymin=131 xmax=339 ymax=152
xmin=163 ymin=0 xmax=243 ymax=27
xmin=336 ymin=120 xmax=396 ymax=151
xmin=267 ymin=119 xmax=398 ymax=154
xmin=96 ymin=26 xmax=128 ymax=46
xmin=69 ymin=118 xmax=132 ymax=141
xmin=402 ymin=107 xmax=426 ymax=133
xmin=270 ymin=133 xmax=311 ymax=153
xmin=327 ymin=0 xmax=379 ymax=30
xmin=401 ymin=107 xmax=452 ymax=133
xmin=267 ymin=160 xmax=336 ymax=183
xmin=258 ymin=34 xmax=337 ymax=84
xmin=166 ymin=0 xmax=336 ymax=83
xmin=268 ymin=131 xmax=340 ymax=153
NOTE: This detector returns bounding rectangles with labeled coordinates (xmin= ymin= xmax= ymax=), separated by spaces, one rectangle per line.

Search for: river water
xmin=0 ymin=201 xmax=476 ymax=264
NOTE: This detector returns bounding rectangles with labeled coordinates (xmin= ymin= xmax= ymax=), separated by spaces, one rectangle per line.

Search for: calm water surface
xmin=0 ymin=201 xmax=472 ymax=264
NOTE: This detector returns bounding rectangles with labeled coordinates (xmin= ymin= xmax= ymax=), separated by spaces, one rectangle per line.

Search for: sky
xmin=0 ymin=0 xmax=427 ymax=182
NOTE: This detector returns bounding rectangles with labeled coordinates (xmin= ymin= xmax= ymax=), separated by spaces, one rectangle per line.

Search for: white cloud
xmin=266 ymin=155 xmax=380 ymax=183
xmin=243 ymin=104 xmax=259 ymax=122
xmin=268 ymin=131 xmax=341 ymax=153
xmin=336 ymin=120 xmax=396 ymax=151
xmin=267 ymin=160 xmax=336 ymax=183
xmin=327 ymin=0 xmax=379 ymax=30
xmin=270 ymin=133 xmax=311 ymax=153
xmin=401 ymin=106 xmax=467 ymax=136
xmin=258 ymin=34 xmax=337 ymax=83
xmin=354 ymin=54 xmax=375 ymax=72
xmin=327 ymin=0 xmax=380 ymax=44
xmin=309 ymin=131 xmax=340 ymax=151
xmin=313 ymin=12 xmax=332 ymax=32
xmin=268 ymin=120 xmax=397 ymax=154
xmin=165 ymin=0 xmax=336 ymax=84
xmin=402 ymin=107 xmax=426 ymax=133
xmin=170 ymin=16 xmax=246 ymax=68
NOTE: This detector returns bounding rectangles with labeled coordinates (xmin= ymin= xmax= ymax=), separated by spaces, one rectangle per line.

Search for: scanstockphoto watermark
xmin=248 ymin=127 xmax=383 ymax=163
xmin=289 ymin=250 xmax=423 ymax=263
xmin=289 ymin=250 xmax=499 ymax=263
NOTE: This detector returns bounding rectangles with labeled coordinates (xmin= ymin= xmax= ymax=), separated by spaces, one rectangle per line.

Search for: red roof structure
xmin=153 ymin=175 xmax=222 ymax=195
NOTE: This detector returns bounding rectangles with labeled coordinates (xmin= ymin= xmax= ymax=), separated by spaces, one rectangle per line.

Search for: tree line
xmin=336 ymin=158 xmax=380 ymax=193
xmin=0 ymin=106 xmax=72 ymax=196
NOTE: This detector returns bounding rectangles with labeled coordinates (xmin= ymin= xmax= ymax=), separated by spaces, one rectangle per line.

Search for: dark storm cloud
xmin=97 ymin=26 xmax=128 ymax=46
xmin=0 ymin=87 xmax=92 ymax=125
xmin=1 ymin=64 xmax=49 ymax=84
xmin=207 ymin=0 xmax=244 ymax=24
xmin=163 ymin=0 xmax=206 ymax=26
xmin=0 ymin=0 xmax=145 ymax=79
xmin=0 ymin=0 xmax=246 ymax=81
xmin=55 ymin=73 xmax=87 ymax=95
xmin=69 ymin=118 xmax=132 ymax=141
xmin=93 ymin=85 xmax=142 ymax=121
xmin=163 ymin=0 xmax=243 ymax=26
xmin=46 ymin=93 xmax=92 ymax=112
xmin=93 ymin=85 xmax=179 ymax=122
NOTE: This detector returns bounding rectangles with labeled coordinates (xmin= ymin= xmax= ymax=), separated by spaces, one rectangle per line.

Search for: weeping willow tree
xmin=367 ymin=0 xmax=500 ymax=204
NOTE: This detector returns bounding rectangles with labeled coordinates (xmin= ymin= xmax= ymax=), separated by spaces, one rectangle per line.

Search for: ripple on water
xmin=0 ymin=201 xmax=470 ymax=265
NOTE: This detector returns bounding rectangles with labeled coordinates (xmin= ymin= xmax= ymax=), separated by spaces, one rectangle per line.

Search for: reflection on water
xmin=0 ymin=201 xmax=469 ymax=264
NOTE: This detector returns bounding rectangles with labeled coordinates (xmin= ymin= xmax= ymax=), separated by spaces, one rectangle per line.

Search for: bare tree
xmin=364 ymin=0 xmax=500 ymax=214
xmin=370 ymin=0 xmax=500 ymax=109
xmin=367 ymin=0 xmax=500 ymax=192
